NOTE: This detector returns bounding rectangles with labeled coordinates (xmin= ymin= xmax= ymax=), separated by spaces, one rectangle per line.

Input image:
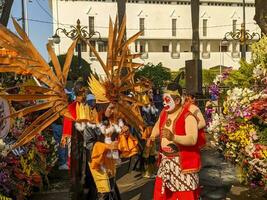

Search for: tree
xmin=224 ymin=60 xmax=255 ymax=88
xmin=254 ymin=0 xmax=267 ymax=34
xmin=0 ymin=0 xmax=13 ymax=26
xmin=48 ymin=54 xmax=92 ymax=84
xmin=135 ymin=63 xmax=172 ymax=90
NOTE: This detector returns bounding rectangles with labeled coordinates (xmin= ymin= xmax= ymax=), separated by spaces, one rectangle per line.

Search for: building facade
xmin=49 ymin=0 xmax=260 ymax=75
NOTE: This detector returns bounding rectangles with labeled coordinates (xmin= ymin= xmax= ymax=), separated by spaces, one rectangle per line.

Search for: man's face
xmin=163 ymin=93 xmax=177 ymax=112
xmin=105 ymin=103 xmax=115 ymax=118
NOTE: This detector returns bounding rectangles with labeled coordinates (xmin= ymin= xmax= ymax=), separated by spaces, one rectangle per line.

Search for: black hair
xmin=73 ymin=80 xmax=85 ymax=96
xmin=166 ymin=71 xmax=184 ymax=97
xmin=166 ymin=83 xmax=183 ymax=97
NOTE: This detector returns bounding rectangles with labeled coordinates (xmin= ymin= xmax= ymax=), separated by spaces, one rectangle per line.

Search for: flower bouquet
xmin=207 ymin=36 xmax=267 ymax=188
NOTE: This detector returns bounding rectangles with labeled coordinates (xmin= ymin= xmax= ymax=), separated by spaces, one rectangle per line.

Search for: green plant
xmin=135 ymin=62 xmax=172 ymax=90
xmin=48 ymin=54 xmax=92 ymax=83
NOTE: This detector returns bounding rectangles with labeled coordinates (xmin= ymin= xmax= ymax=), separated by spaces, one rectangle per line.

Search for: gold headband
xmin=163 ymin=90 xmax=181 ymax=97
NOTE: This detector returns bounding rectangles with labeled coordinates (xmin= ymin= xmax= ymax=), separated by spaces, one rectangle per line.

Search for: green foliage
xmin=250 ymin=35 xmax=267 ymax=67
xmin=202 ymin=69 xmax=218 ymax=86
xmin=223 ymin=36 xmax=267 ymax=88
xmin=223 ymin=60 xmax=255 ymax=88
xmin=135 ymin=62 xmax=172 ymax=90
xmin=171 ymin=68 xmax=220 ymax=87
xmin=48 ymin=54 xmax=92 ymax=83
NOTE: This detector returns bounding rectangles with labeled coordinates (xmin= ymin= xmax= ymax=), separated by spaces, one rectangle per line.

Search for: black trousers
xmin=97 ymin=178 xmax=121 ymax=200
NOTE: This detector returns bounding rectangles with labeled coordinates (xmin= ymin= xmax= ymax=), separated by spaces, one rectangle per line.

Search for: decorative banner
xmin=0 ymin=97 xmax=10 ymax=138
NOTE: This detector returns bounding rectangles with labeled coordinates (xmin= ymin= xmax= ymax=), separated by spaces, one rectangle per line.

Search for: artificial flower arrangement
xmin=0 ymin=110 xmax=57 ymax=199
xmin=207 ymin=36 xmax=267 ymax=188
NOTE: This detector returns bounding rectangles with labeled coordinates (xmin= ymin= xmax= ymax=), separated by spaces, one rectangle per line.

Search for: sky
xmin=8 ymin=0 xmax=53 ymax=61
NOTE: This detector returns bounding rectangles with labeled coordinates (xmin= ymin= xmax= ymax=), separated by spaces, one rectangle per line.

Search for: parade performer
xmin=184 ymin=94 xmax=206 ymax=129
xmin=140 ymin=90 xmax=158 ymax=178
xmin=83 ymin=103 xmax=121 ymax=200
xmin=80 ymin=16 xmax=147 ymax=199
xmin=0 ymin=15 xmax=148 ymax=199
xmin=184 ymin=94 xmax=206 ymax=149
xmin=148 ymin=82 xmax=203 ymax=200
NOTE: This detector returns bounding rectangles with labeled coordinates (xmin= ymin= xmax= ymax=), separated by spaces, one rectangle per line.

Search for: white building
xmin=49 ymin=0 xmax=260 ymax=75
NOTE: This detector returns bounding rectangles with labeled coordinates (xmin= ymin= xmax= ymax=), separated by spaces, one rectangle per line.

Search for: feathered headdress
xmin=86 ymin=16 xmax=148 ymax=131
xmin=0 ymin=18 xmax=76 ymax=148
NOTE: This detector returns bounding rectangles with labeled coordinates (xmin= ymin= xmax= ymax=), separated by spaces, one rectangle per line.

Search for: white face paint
xmin=163 ymin=93 xmax=176 ymax=112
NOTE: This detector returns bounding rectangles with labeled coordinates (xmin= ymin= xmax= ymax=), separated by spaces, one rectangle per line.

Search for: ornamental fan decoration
xmin=0 ymin=18 xmax=76 ymax=149
xmin=87 ymin=16 xmax=147 ymax=131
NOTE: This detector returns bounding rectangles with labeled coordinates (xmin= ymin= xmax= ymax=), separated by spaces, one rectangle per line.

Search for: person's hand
xmin=161 ymin=128 xmax=174 ymax=141
xmin=121 ymin=125 xmax=129 ymax=133
xmin=108 ymin=141 xmax=118 ymax=150
xmin=146 ymin=136 xmax=156 ymax=147
xmin=60 ymin=138 xmax=66 ymax=147
xmin=146 ymin=138 xmax=152 ymax=147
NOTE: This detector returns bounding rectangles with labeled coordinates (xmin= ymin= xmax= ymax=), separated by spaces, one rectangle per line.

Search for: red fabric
xmin=158 ymin=106 xmax=201 ymax=172
xmin=62 ymin=101 xmax=77 ymax=137
xmin=154 ymin=177 xmax=200 ymax=200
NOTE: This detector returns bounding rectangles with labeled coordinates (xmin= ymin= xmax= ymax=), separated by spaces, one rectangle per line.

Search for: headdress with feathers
xmin=87 ymin=16 xmax=147 ymax=131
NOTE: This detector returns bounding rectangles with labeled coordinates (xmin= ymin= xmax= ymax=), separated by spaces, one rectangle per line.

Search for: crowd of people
xmin=50 ymin=78 xmax=208 ymax=200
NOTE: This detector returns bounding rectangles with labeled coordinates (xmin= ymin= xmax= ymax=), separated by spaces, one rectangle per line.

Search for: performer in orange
xmin=83 ymin=102 xmax=138 ymax=200
xmin=148 ymin=82 xmax=203 ymax=200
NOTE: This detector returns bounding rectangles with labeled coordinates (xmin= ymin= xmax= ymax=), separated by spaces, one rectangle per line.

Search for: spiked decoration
xmin=0 ymin=18 xmax=76 ymax=149
xmin=87 ymin=16 xmax=147 ymax=131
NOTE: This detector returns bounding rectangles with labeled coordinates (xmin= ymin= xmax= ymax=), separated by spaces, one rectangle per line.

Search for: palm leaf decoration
xmin=87 ymin=16 xmax=147 ymax=131
xmin=0 ymin=18 xmax=76 ymax=149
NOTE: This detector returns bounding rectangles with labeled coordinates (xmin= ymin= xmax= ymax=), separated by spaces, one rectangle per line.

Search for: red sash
xmin=62 ymin=101 xmax=77 ymax=137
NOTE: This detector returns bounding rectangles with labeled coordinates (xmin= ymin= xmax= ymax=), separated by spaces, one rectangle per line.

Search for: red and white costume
xmin=154 ymin=105 xmax=202 ymax=200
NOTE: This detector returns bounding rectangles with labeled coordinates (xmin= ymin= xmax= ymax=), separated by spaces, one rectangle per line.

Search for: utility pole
xmin=116 ymin=0 xmax=128 ymax=77
xmin=21 ymin=0 xmax=26 ymax=31
xmin=185 ymin=0 xmax=202 ymax=95
xmin=117 ymin=0 xmax=126 ymax=29
xmin=191 ymin=0 xmax=200 ymax=60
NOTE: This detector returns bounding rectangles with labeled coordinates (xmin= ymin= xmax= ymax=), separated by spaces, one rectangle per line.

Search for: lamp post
xmin=223 ymin=0 xmax=260 ymax=60
xmin=52 ymin=19 xmax=101 ymax=200
xmin=219 ymin=37 xmax=229 ymax=79
xmin=52 ymin=19 xmax=102 ymax=70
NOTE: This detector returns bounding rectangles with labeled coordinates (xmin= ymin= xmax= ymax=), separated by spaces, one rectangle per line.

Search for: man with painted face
xmin=148 ymin=82 xmax=201 ymax=200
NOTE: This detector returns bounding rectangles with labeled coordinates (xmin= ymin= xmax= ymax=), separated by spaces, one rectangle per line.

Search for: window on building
xmin=220 ymin=44 xmax=228 ymax=52
xmin=139 ymin=18 xmax=145 ymax=36
xmin=140 ymin=45 xmax=145 ymax=53
xmin=232 ymin=20 xmax=237 ymax=33
xmin=89 ymin=16 xmax=94 ymax=33
xmin=162 ymin=45 xmax=169 ymax=52
xmin=172 ymin=18 xmax=177 ymax=37
xmin=202 ymin=41 xmax=210 ymax=53
xmin=98 ymin=41 xmax=108 ymax=52
xmin=75 ymin=40 xmax=87 ymax=52
xmin=203 ymin=19 xmax=207 ymax=36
